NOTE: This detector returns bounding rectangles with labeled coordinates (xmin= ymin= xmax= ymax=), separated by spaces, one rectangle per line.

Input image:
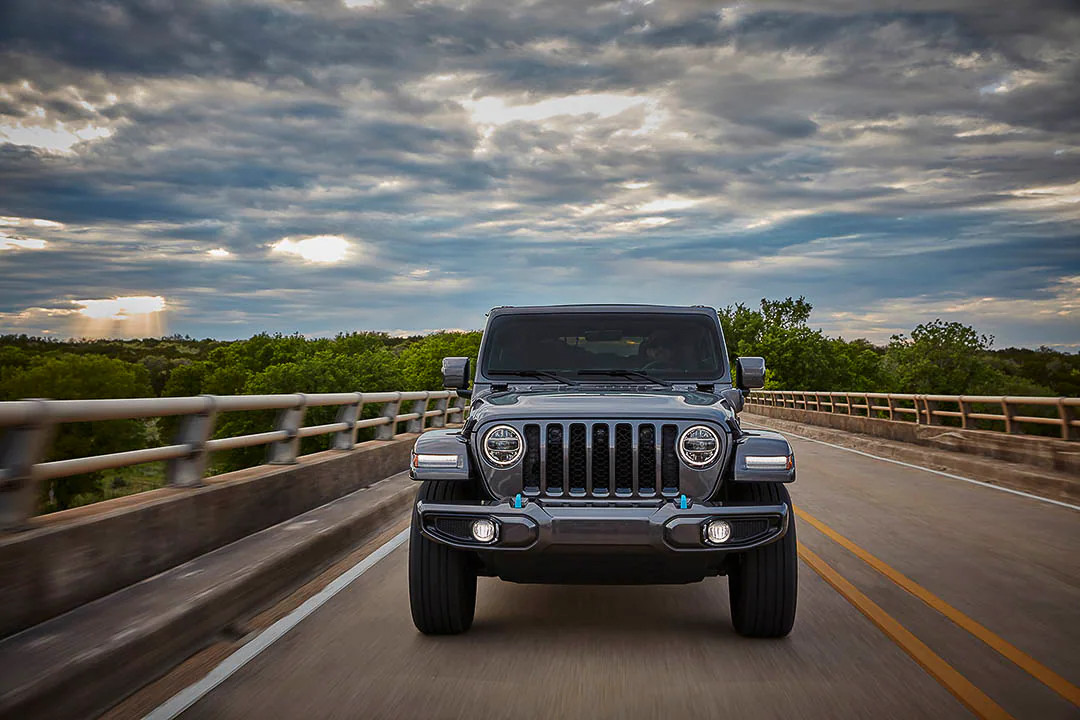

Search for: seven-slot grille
xmin=521 ymin=422 xmax=681 ymax=498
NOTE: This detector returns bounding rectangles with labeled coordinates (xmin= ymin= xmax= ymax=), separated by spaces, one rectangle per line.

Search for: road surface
xmin=146 ymin=426 xmax=1080 ymax=719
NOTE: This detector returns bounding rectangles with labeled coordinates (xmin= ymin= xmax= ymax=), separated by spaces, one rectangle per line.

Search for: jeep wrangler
xmin=409 ymin=305 xmax=796 ymax=637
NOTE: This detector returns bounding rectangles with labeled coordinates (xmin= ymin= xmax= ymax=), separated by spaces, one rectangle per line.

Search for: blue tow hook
xmin=513 ymin=493 xmax=524 ymax=509
xmin=678 ymin=494 xmax=689 ymax=510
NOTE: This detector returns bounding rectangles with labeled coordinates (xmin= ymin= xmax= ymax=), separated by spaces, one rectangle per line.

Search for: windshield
xmin=481 ymin=312 xmax=725 ymax=381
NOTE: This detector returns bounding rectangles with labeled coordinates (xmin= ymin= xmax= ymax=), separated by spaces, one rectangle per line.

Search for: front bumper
xmin=416 ymin=498 xmax=789 ymax=555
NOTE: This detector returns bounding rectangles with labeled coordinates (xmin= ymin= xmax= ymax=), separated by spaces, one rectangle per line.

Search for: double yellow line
xmin=794 ymin=505 xmax=1080 ymax=720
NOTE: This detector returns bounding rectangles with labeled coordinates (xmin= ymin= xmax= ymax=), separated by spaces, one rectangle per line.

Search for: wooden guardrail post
xmin=925 ymin=398 xmax=940 ymax=425
xmin=1058 ymin=398 xmax=1076 ymax=441
xmin=1001 ymin=398 xmax=1015 ymax=434
xmin=959 ymin=398 xmax=972 ymax=429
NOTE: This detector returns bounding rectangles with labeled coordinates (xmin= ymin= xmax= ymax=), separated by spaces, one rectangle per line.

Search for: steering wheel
xmin=641 ymin=361 xmax=664 ymax=371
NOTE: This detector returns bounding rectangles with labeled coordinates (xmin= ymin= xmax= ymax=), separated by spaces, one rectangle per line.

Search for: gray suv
xmin=409 ymin=305 xmax=797 ymax=637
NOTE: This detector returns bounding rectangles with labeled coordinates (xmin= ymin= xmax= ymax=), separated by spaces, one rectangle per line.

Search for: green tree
xmin=718 ymin=296 xmax=876 ymax=390
xmin=396 ymin=332 xmax=482 ymax=392
xmin=882 ymin=319 xmax=996 ymax=394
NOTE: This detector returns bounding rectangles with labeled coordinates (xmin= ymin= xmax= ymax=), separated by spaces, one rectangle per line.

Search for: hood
xmin=467 ymin=388 xmax=736 ymax=424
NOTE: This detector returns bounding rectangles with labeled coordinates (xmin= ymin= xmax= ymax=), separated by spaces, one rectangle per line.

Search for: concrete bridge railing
xmin=747 ymin=390 xmax=1080 ymax=440
xmin=0 ymin=390 xmax=466 ymax=530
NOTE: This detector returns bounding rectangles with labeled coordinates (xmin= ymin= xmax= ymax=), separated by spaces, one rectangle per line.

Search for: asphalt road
xmin=167 ymin=426 xmax=1079 ymax=720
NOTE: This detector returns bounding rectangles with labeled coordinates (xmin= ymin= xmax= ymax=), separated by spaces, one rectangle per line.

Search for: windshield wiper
xmin=576 ymin=369 xmax=671 ymax=387
xmin=492 ymin=370 xmax=580 ymax=385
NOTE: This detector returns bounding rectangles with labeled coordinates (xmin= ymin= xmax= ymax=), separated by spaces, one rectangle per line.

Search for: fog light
xmin=471 ymin=518 xmax=497 ymax=543
xmin=704 ymin=520 xmax=732 ymax=545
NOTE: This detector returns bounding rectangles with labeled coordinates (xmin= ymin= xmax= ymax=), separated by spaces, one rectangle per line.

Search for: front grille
xmin=522 ymin=421 xmax=681 ymax=498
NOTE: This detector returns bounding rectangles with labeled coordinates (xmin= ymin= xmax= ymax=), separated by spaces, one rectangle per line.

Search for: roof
xmin=487 ymin=304 xmax=717 ymax=315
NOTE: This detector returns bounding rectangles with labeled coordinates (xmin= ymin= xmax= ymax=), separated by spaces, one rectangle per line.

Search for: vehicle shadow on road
xmin=461 ymin=578 xmax=752 ymax=640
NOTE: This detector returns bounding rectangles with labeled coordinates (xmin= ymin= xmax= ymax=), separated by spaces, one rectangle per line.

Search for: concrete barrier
xmin=746 ymin=405 xmax=1080 ymax=477
xmin=0 ymin=434 xmax=418 ymax=638
xmin=0 ymin=472 xmax=417 ymax=720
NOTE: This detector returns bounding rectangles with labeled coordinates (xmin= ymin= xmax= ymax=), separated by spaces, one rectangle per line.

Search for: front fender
xmin=410 ymin=428 xmax=473 ymax=481
xmin=732 ymin=430 xmax=795 ymax=483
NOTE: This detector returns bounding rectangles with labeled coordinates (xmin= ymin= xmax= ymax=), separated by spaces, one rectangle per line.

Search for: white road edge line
xmin=144 ymin=527 xmax=411 ymax=720
xmin=744 ymin=423 xmax=1080 ymax=512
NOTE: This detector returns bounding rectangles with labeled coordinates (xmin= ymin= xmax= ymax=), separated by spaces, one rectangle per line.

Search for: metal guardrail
xmin=0 ymin=390 xmax=466 ymax=529
xmin=746 ymin=390 xmax=1080 ymax=441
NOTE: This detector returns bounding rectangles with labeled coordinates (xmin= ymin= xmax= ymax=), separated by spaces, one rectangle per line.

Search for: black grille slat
xmin=591 ymin=424 xmax=610 ymax=495
xmin=568 ymin=424 xmax=587 ymax=493
xmin=523 ymin=424 xmax=540 ymax=494
xmin=614 ymin=423 xmax=633 ymax=494
xmin=661 ymin=424 xmax=679 ymax=495
xmin=638 ymin=424 xmax=656 ymax=495
xmin=546 ymin=424 xmax=564 ymax=494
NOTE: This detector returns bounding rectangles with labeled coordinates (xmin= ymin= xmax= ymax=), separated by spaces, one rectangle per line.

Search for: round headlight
xmin=678 ymin=425 xmax=720 ymax=467
xmin=482 ymin=425 xmax=523 ymax=467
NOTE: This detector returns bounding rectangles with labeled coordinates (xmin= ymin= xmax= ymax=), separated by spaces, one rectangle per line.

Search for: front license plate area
xmin=549 ymin=513 xmax=653 ymax=545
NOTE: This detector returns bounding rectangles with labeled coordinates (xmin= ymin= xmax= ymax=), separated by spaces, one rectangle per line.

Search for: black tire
xmin=409 ymin=480 xmax=478 ymax=635
xmin=727 ymin=482 xmax=798 ymax=638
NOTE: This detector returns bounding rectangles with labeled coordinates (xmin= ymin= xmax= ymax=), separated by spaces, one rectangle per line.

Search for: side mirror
xmin=736 ymin=357 xmax=766 ymax=390
xmin=442 ymin=357 xmax=471 ymax=395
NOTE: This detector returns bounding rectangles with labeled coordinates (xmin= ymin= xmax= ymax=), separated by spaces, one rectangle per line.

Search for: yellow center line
xmin=797 ymin=543 xmax=1015 ymax=720
xmin=795 ymin=506 xmax=1080 ymax=708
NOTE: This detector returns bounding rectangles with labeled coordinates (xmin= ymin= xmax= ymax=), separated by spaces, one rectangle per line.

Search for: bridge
xmin=0 ymin=389 xmax=1076 ymax=719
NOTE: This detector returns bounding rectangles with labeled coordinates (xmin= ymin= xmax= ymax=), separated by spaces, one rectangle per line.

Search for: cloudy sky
xmin=1 ymin=0 xmax=1078 ymax=347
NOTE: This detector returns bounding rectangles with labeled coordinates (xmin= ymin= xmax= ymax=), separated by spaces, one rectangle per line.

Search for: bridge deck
xmin=136 ymin=425 xmax=1079 ymax=720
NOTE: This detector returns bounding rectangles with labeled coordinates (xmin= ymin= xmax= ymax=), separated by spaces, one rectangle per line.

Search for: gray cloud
xmin=0 ymin=0 xmax=1078 ymax=346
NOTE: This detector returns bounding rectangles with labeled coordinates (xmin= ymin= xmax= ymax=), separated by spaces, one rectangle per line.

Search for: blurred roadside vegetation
xmin=1 ymin=299 xmax=1076 ymax=512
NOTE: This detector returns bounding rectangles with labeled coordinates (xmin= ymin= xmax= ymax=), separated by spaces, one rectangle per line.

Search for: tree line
xmin=1 ymin=298 xmax=1076 ymax=511
xmin=718 ymin=297 xmax=1078 ymax=397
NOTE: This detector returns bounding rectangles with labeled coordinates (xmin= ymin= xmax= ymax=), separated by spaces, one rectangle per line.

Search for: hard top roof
xmin=488 ymin=304 xmax=717 ymax=316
